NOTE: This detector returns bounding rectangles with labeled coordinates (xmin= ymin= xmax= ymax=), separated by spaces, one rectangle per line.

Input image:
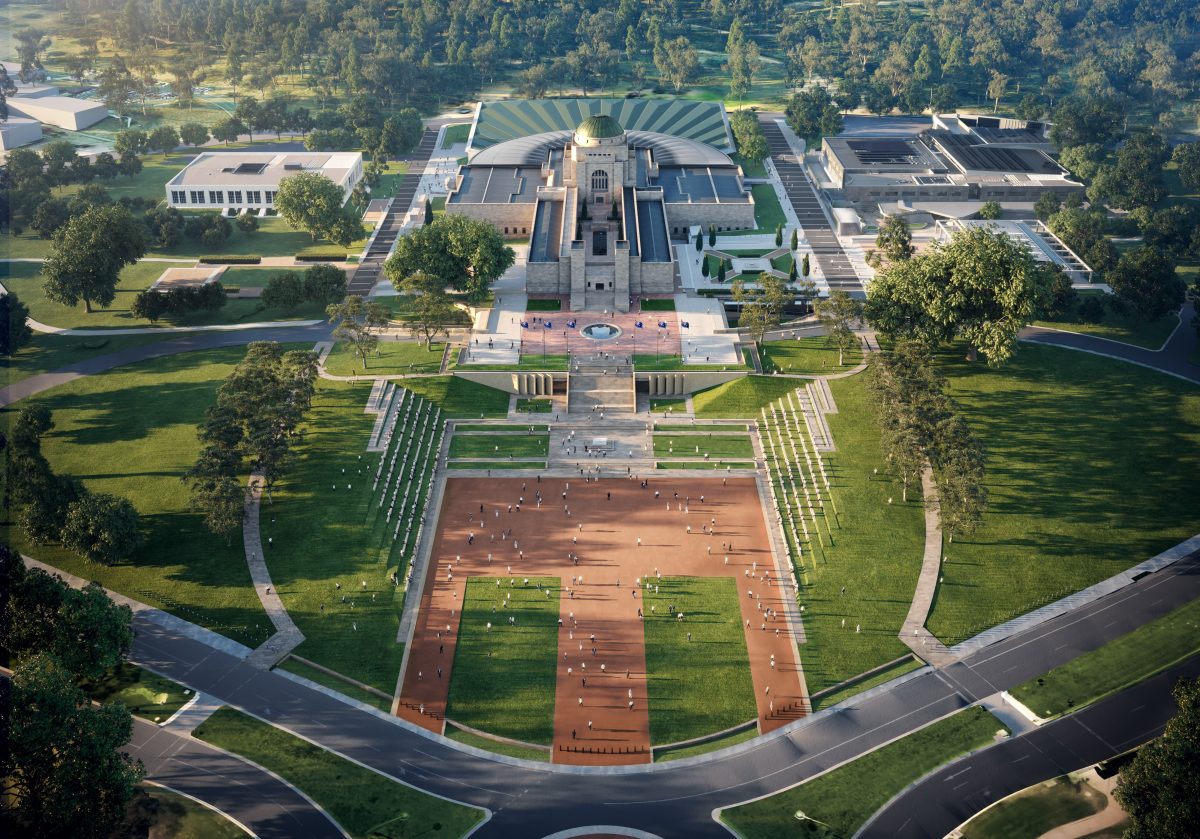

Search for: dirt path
xmin=397 ymin=477 xmax=806 ymax=765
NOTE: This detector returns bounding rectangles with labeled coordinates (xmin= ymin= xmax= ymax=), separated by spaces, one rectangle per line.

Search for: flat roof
xmin=9 ymin=95 xmax=104 ymax=114
xmin=167 ymin=151 xmax=361 ymax=187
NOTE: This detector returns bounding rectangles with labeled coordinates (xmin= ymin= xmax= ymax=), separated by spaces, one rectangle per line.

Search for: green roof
xmin=576 ymin=113 xmax=623 ymax=139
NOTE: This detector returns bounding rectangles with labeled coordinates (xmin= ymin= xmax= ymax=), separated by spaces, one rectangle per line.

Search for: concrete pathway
xmin=161 ymin=691 xmax=224 ymax=735
xmin=1020 ymin=302 xmax=1200 ymax=385
xmin=242 ymin=473 xmax=305 ymax=669
xmin=1037 ymin=770 xmax=1126 ymax=839
xmin=674 ymin=294 xmax=739 ymax=364
xmin=899 ymin=467 xmax=956 ymax=666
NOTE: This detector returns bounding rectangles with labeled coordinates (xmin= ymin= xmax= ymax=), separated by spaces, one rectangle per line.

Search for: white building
xmin=935 ymin=218 xmax=1093 ymax=284
xmin=165 ymin=151 xmax=364 ymax=214
xmin=0 ymin=117 xmax=43 ymax=151
xmin=7 ymin=96 xmax=108 ymax=130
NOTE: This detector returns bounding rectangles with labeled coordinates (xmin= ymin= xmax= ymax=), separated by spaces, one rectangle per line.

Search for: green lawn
xmin=214 ymin=267 xmax=283 ymax=288
xmin=139 ymin=784 xmax=250 ymax=839
xmin=79 ymin=661 xmax=193 ymax=723
xmin=657 ymin=461 xmax=757 ymax=470
xmin=731 ymin=153 xmax=769 ymax=178
xmin=2 ymin=333 xmax=183 ymax=389
xmin=640 ymin=298 xmax=676 ymax=311
xmin=1033 ymin=293 xmax=1181 ymax=350
xmin=265 ymin=379 xmax=432 ymax=693
xmin=444 ymin=724 xmax=551 ymax=762
xmin=810 ymin=657 xmax=924 ymax=711
xmin=448 ymin=433 xmax=549 ymax=459
xmin=323 ymin=341 xmax=445 ymax=376
xmin=721 ymin=707 xmax=1004 ymax=838
xmin=454 ymin=424 xmax=549 ymax=433
xmin=693 ymin=375 xmax=799 ymax=417
xmin=787 ymin=373 xmax=926 ymax=692
xmin=515 ymin=398 xmax=553 ymax=413
xmin=654 ymin=726 xmax=759 ymax=762
xmin=650 ymin=396 xmax=687 ymax=411
xmin=1010 ymin=598 xmax=1200 ymax=718
xmin=442 ymin=124 xmax=471 ymax=147
xmin=745 ymin=184 xmax=787 ymax=235
xmin=526 ymin=298 xmax=562 ymax=311
xmin=1 ymin=260 xmax=326 ymax=330
xmin=194 ymin=708 xmax=484 ymax=839
xmin=278 ymin=658 xmax=392 ymax=712
xmin=451 ymin=353 xmax=570 ymax=371
xmin=643 ymin=577 xmax=757 ymax=745
xmin=2 ymin=347 xmax=269 ymax=646
xmin=445 ymin=577 xmax=560 ymax=744
xmin=761 ymin=337 xmax=864 ymax=375
xmin=652 ymin=433 xmax=755 ymax=459
xmin=960 ymin=776 xmax=1109 ymax=839
xmin=632 ymin=354 xmax=746 ymax=371
xmin=929 ymin=344 xmax=1200 ymax=644
xmin=447 ymin=461 xmax=545 ymax=470
xmin=397 ymin=377 xmax=509 ymax=417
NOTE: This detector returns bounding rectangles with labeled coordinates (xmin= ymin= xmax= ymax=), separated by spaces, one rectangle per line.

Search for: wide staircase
xmin=568 ymin=359 xmax=635 ymax=415
xmin=347 ymin=128 xmax=440 ymax=296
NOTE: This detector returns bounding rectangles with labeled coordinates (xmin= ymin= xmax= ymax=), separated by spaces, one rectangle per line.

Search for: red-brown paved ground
xmin=520 ymin=308 xmax=680 ymax=356
xmin=396 ymin=477 xmax=806 ymax=765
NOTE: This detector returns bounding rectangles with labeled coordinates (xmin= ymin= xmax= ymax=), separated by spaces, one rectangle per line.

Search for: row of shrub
xmin=131 ymin=282 xmax=227 ymax=323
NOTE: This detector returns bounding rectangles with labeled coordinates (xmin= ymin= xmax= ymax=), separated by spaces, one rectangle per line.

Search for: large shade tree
xmin=41 ymin=204 xmax=146 ymax=313
xmin=865 ymin=227 xmax=1057 ymax=365
xmin=385 ymin=214 xmax=515 ymax=303
xmin=274 ymin=171 xmax=364 ymax=245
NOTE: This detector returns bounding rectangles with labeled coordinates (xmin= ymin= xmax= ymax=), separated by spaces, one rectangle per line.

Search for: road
xmin=127 ymin=552 xmax=1200 ymax=837
xmin=861 ymin=654 xmax=1200 ymax=838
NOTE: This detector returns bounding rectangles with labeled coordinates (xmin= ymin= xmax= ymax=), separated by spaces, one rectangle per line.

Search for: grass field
xmin=323 ymin=341 xmax=445 ymax=376
xmin=761 ymin=337 xmax=864 ymax=375
xmin=526 ymin=298 xmax=562 ymax=311
xmin=640 ymin=299 xmax=676 ymax=311
xmin=442 ymin=124 xmax=471 ymax=147
xmin=448 ymin=434 xmax=550 ymax=459
xmin=447 ymin=461 xmax=546 ymax=470
xmin=444 ymin=724 xmax=552 ymax=762
xmin=194 ymin=708 xmax=484 ymax=839
xmin=278 ymin=657 xmax=392 ymax=712
xmin=445 ymin=577 xmax=560 ymax=744
xmin=140 ymin=784 xmax=250 ymax=838
xmin=654 ymin=726 xmax=759 ymax=762
xmin=632 ymin=355 xmax=745 ymax=371
xmin=653 ymin=433 xmax=755 ymax=459
xmin=693 ymin=375 xmax=800 ymax=417
xmin=657 ymin=461 xmax=756 ymax=470
xmin=2 ymin=346 xmax=269 ymax=646
xmin=2 ymin=332 xmax=182 ymax=388
xmin=454 ymin=424 xmax=549 ymax=433
xmin=960 ymin=776 xmax=1109 ymax=839
xmin=650 ymin=396 xmax=687 ymax=411
xmin=515 ymin=398 xmax=553 ymax=413
xmin=263 ymin=379 xmax=416 ymax=693
xmin=643 ymin=577 xmax=757 ymax=745
xmin=452 ymin=353 xmax=570 ymax=371
xmin=928 ymin=344 xmax=1200 ymax=644
xmin=1033 ymin=293 xmax=1181 ymax=350
xmin=398 ymin=377 xmax=509 ymax=417
xmin=720 ymin=707 xmax=1004 ymax=838
xmin=747 ymin=184 xmax=787 ymax=235
xmin=1010 ymin=598 xmax=1200 ymax=718
xmin=810 ymin=657 xmax=924 ymax=711
xmin=79 ymin=662 xmax=192 ymax=723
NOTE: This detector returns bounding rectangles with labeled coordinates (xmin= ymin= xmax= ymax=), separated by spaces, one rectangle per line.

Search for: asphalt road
xmin=861 ymin=654 xmax=1200 ymax=838
xmin=127 ymin=552 xmax=1200 ymax=837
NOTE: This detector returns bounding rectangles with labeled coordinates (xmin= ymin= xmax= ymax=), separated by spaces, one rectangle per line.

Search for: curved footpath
xmin=128 ymin=552 xmax=1200 ymax=837
xmin=859 ymin=654 xmax=1200 ymax=838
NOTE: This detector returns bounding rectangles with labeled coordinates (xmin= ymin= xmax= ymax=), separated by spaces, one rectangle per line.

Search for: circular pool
xmin=581 ymin=323 xmax=622 ymax=341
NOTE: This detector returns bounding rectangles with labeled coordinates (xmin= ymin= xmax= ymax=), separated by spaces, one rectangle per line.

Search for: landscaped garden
xmin=398 ymin=377 xmax=510 ymax=417
xmin=323 ymin=340 xmax=445 ymax=376
xmin=652 ymin=432 xmax=755 ymax=460
xmin=761 ymin=336 xmax=864 ymax=376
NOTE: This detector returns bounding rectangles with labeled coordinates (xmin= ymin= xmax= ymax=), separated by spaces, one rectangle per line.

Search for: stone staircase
xmin=568 ymin=360 xmax=635 ymax=415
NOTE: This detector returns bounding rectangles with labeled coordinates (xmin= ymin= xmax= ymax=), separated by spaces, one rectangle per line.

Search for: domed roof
xmin=576 ymin=113 xmax=624 ymax=141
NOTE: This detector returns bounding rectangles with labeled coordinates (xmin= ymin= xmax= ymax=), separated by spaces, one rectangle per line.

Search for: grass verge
xmin=693 ymin=375 xmax=798 ymax=418
xmin=443 ymin=724 xmax=552 ymax=762
xmin=810 ymin=657 xmax=923 ymax=712
xmin=79 ymin=661 xmax=192 ymax=723
xmin=515 ymin=398 xmax=553 ymax=414
xmin=643 ymin=576 xmax=757 ymax=745
xmin=324 ymin=342 xmax=444 ymax=376
xmin=653 ymin=433 xmax=755 ymax=459
xmin=960 ymin=775 xmax=1109 ymax=839
xmin=398 ymin=377 xmax=509 ymax=417
xmin=194 ymin=708 xmax=484 ymax=838
xmin=654 ymin=726 xmax=759 ymax=762
xmin=138 ymin=784 xmax=250 ymax=838
xmin=761 ymin=337 xmax=863 ymax=376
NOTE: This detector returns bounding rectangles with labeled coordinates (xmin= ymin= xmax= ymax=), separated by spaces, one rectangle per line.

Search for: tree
xmin=1115 ymin=677 xmax=1200 ymax=839
xmin=1 ymin=290 xmax=33 ymax=355
xmin=695 ymin=229 xmax=703 ymax=252
xmin=1050 ymin=96 xmax=1124 ymax=149
xmin=262 ymin=271 xmax=306 ymax=312
xmin=786 ymin=84 xmax=840 ymax=140
xmin=874 ymin=215 xmax=913 ymax=264
xmin=32 ymin=197 xmax=72 ymax=239
xmin=724 ymin=18 xmax=761 ymax=101
xmin=733 ymin=274 xmax=790 ymax=343
xmin=775 ymin=223 xmax=783 ymax=247
xmin=112 ymin=129 xmax=148 ymax=157
xmin=402 ymin=271 xmax=457 ymax=349
xmin=700 ymin=256 xmax=710 ymax=278
xmin=211 ymin=116 xmax=247 ymax=145
xmin=384 ymin=214 xmax=515 ymax=303
xmin=1034 ymin=192 xmax=1061 ymax=221
xmin=381 ymin=108 xmax=423 ymax=155
xmin=42 ymin=205 xmax=146 ymax=313
xmin=729 ymin=110 xmax=768 ymax=165
xmin=61 ymin=493 xmax=143 ymax=565
xmin=2 ymin=655 xmax=144 ymax=838
xmin=986 ymin=71 xmax=1008 ymax=113
xmin=802 ymin=253 xmax=811 ymax=277
xmin=654 ymin=36 xmax=699 ymax=93
xmin=1171 ymin=142 xmax=1200 ymax=192
xmin=817 ymin=290 xmax=863 ymax=365
xmin=717 ymin=259 xmax=727 ymax=283
xmin=978 ymin=200 xmax=1001 ymax=220
xmin=236 ymin=212 xmax=258 ymax=233
xmin=326 ymin=296 xmax=390 ymax=369
xmin=866 ymin=226 xmax=1056 ymax=365
xmin=143 ymin=205 xmax=184 ymax=248
xmin=303 ymin=264 xmax=347 ymax=305
xmin=1107 ymin=246 xmax=1185 ymax=325
xmin=98 ymin=61 xmax=140 ymax=117
xmin=178 ymin=122 xmax=210 ymax=147
xmin=791 ymin=228 xmax=799 ymax=252
xmin=274 ymin=171 xmax=356 ymax=242
xmin=146 ymin=125 xmax=179 ymax=153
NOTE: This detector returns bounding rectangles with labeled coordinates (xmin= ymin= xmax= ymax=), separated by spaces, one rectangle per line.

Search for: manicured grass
xmin=770 ymin=252 xmax=794 ymax=273
xmin=2 ymin=333 xmax=181 ymax=388
xmin=526 ymin=298 xmax=562 ymax=311
xmin=398 ymin=377 xmax=509 ymax=417
xmin=515 ymin=398 xmax=553 ymax=413
xmin=720 ymin=707 xmax=1004 ymax=838
xmin=657 ymin=461 xmax=756 ymax=470
xmin=650 ymin=396 xmax=687 ymax=411
xmin=215 ymin=267 xmax=284 ymax=288
xmin=373 ymin=295 xmax=472 ymax=326
xmin=277 ymin=658 xmax=392 ymax=712
xmin=1033 ymin=293 xmax=1181 ymax=350
xmin=2 ymin=347 xmax=270 ymax=646
xmin=1010 ymin=597 xmax=1200 ymax=718
xmin=139 ymin=784 xmax=250 ymax=838
xmin=655 ymin=423 xmax=750 ymax=432
xmin=643 ymin=577 xmax=757 ymax=745
xmin=442 ymin=124 xmax=471 ymax=147
xmin=731 ymin=153 xmax=768 ymax=178
xmin=264 ymin=379 xmax=419 ymax=693
xmin=443 ymin=724 xmax=552 ymax=762
xmin=640 ymin=298 xmax=676 ymax=311
xmin=323 ymin=341 xmax=445 ymax=376
xmin=693 ymin=375 xmax=798 ymax=417
xmin=929 ymin=344 xmax=1200 ymax=644
xmin=653 ymin=433 xmax=755 ymax=459
xmin=447 ymin=461 xmax=546 ymax=470
xmin=79 ymin=662 xmax=193 ymax=723
xmin=761 ymin=337 xmax=863 ymax=375
xmin=748 ymin=183 xmax=787 ymax=234
xmin=960 ymin=776 xmax=1108 ymax=839
xmin=788 ymin=373 xmax=926 ymax=692
xmin=452 ymin=353 xmax=570 ymax=371
xmin=654 ymin=726 xmax=759 ymax=762
xmin=445 ymin=577 xmax=561 ymax=744
xmin=448 ymin=434 xmax=549 ymax=459
xmin=632 ymin=354 xmax=746 ymax=371
xmin=810 ymin=657 xmax=924 ymax=711
xmin=194 ymin=708 xmax=484 ymax=839
xmin=454 ymin=424 xmax=549 ymax=433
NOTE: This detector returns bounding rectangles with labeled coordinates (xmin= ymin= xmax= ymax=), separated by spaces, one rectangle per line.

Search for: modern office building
xmin=165 ymin=151 xmax=364 ymax=213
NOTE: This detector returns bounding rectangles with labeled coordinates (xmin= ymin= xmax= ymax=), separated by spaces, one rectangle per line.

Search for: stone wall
xmin=444 ymin=202 xmax=537 ymax=237
xmin=664 ymin=202 xmax=757 ymax=238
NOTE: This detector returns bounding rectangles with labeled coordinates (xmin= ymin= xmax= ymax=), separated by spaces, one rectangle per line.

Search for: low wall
xmin=454 ymin=370 xmax=567 ymax=395
xmin=638 ymin=370 xmax=746 ymax=395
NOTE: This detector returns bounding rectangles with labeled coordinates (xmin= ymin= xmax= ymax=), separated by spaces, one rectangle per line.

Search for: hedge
xmin=199 ymin=255 xmax=261 ymax=264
